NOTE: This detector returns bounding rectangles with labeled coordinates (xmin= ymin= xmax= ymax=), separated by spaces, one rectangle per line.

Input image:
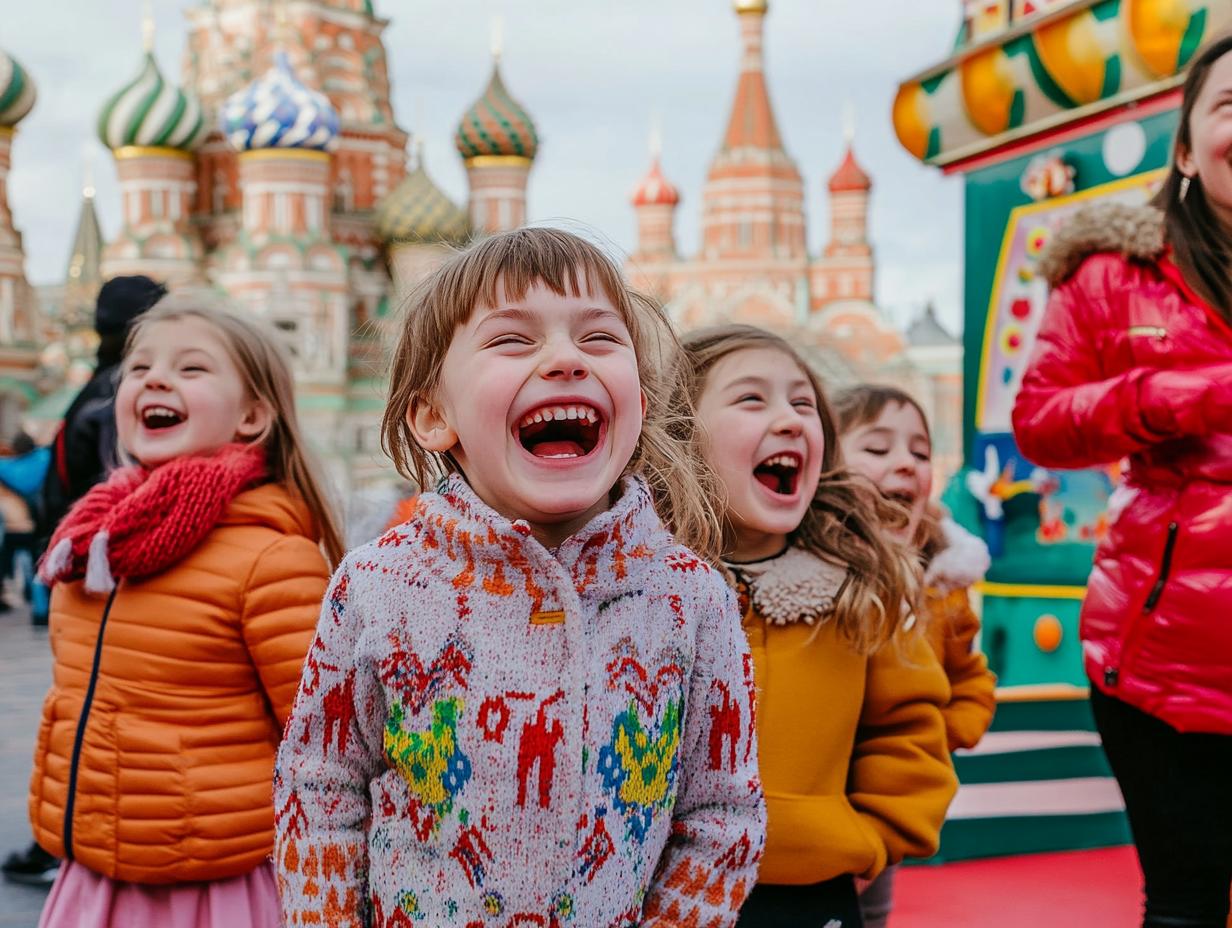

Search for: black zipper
xmin=1105 ymin=521 xmax=1179 ymax=688
xmin=63 ymin=585 xmax=120 ymax=860
xmin=1141 ymin=522 xmax=1179 ymax=613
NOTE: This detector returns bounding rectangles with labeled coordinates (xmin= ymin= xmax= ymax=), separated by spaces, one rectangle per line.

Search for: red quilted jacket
xmin=1012 ymin=203 xmax=1232 ymax=735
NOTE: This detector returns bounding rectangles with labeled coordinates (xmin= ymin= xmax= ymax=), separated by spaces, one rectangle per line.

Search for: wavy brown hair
xmin=1152 ymin=34 xmax=1232 ymax=318
xmin=680 ymin=325 xmax=920 ymax=653
xmin=381 ymin=226 xmax=724 ymax=562
xmin=126 ymin=295 xmax=345 ymax=568
xmin=832 ymin=382 xmax=946 ymax=565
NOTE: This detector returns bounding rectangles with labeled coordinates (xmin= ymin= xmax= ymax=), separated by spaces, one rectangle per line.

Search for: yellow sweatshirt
xmin=730 ymin=546 xmax=957 ymax=885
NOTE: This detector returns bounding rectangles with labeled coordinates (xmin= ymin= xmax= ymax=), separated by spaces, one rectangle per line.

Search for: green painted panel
xmin=989 ymin=695 xmax=1096 ymax=733
xmin=954 ymin=745 xmax=1111 ymax=785
xmin=924 ymin=813 xmax=1132 ymax=863
xmin=981 ymin=596 xmax=1086 ymax=687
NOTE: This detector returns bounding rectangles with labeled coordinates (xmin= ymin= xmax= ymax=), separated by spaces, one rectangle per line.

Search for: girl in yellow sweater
xmin=835 ymin=384 xmax=997 ymax=928
xmin=681 ymin=325 xmax=957 ymax=927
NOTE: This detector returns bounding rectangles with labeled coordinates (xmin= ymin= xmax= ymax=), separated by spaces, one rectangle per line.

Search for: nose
xmin=888 ymin=445 xmax=917 ymax=475
xmin=771 ymin=403 xmax=803 ymax=437
xmin=142 ymin=364 xmax=172 ymax=391
xmin=538 ymin=335 xmax=589 ymax=381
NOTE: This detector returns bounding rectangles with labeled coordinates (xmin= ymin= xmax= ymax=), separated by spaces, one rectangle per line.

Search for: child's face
xmin=116 ymin=318 xmax=270 ymax=468
xmin=840 ymin=401 xmax=933 ymax=543
xmin=695 ymin=347 xmax=824 ymax=562
xmin=1177 ymin=51 xmax=1232 ymax=225
xmin=411 ymin=276 xmax=644 ymax=547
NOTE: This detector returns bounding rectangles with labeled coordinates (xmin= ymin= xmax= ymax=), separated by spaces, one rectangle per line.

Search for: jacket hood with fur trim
xmin=1037 ymin=202 xmax=1165 ymax=288
xmin=924 ymin=518 xmax=990 ymax=594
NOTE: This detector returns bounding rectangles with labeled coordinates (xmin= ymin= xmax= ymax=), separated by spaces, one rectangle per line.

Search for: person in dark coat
xmin=36 ymin=275 xmax=168 ymax=547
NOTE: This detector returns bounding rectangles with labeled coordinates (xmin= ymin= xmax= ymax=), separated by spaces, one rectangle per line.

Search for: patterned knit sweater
xmin=274 ymin=475 xmax=765 ymax=928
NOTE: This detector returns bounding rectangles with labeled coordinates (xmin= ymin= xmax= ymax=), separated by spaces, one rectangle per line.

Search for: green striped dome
xmin=0 ymin=49 xmax=37 ymax=127
xmin=98 ymin=53 xmax=207 ymax=151
xmin=454 ymin=63 xmax=539 ymax=161
xmin=376 ymin=159 xmax=471 ymax=246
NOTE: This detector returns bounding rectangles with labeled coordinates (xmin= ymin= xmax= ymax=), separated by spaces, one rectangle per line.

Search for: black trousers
xmin=736 ymin=875 xmax=863 ymax=927
xmin=1090 ymin=687 xmax=1232 ymax=928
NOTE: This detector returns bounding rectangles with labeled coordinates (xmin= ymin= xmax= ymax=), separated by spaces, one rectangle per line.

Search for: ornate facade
xmin=626 ymin=0 xmax=961 ymax=475
xmin=4 ymin=0 xmax=959 ymax=496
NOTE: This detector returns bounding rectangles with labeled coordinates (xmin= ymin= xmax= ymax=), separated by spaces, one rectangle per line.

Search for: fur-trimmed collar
xmin=924 ymin=518 xmax=990 ymax=594
xmin=725 ymin=546 xmax=848 ymax=626
xmin=1038 ymin=202 xmax=1165 ymax=288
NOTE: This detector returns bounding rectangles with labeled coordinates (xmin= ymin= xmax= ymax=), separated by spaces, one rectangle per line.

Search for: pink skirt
xmin=38 ymin=859 xmax=283 ymax=928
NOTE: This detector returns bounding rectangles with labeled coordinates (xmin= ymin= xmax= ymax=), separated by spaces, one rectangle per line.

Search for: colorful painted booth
xmin=893 ymin=0 xmax=1231 ymax=860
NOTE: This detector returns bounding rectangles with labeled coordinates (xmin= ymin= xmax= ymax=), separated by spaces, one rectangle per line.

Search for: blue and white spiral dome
xmin=221 ymin=51 xmax=339 ymax=152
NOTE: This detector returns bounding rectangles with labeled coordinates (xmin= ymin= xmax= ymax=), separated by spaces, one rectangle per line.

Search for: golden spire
xmin=734 ymin=0 xmax=769 ymax=14
xmin=141 ymin=0 xmax=155 ymax=52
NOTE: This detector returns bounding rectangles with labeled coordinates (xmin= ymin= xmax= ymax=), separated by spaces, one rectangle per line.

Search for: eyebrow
xmin=724 ymin=375 xmax=813 ymax=393
xmin=474 ymin=306 xmax=625 ymax=328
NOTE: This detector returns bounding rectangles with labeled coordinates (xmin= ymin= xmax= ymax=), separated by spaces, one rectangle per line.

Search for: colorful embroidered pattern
xmin=384 ymin=698 xmax=471 ymax=826
xmin=274 ymin=475 xmax=764 ymax=926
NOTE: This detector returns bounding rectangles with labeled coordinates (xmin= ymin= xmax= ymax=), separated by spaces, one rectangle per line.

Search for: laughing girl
xmin=682 ymin=324 xmax=955 ymax=928
xmin=274 ymin=228 xmax=765 ymax=927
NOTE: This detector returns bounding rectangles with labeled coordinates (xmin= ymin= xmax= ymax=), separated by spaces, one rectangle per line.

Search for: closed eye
xmin=486 ymin=334 xmax=535 ymax=348
xmin=582 ymin=331 xmax=624 ymax=345
xmin=736 ymin=394 xmax=764 ymax=405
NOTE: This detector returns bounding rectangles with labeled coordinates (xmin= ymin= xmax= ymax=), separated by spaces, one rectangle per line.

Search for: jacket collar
xmin=726 ymin=545 xmax=848 ymax=626
xmin=398 ymin=473 xmax=672 ymax=606
xmin=924 ymin=517 xmax=989 ymax=595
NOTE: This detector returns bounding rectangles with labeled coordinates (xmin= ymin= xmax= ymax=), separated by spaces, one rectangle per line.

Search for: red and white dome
xmin=631 ymin=158 xmax=680 ymax=207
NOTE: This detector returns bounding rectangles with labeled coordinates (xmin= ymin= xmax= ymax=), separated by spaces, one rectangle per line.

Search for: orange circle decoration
xmin=1026 ymin=226 xmax=1050 ymax=257
xmin=892 ymin=82 xmax=931 ymax=162
xmin=1000 ymin=325 xmax=1025 ymax=355
xmin=1034 ymin=614 xmax=1064 ymax=652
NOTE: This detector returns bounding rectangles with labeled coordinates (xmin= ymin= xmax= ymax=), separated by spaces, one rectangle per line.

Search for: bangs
xmin=449 ymin=227 xmax=630 ymax=326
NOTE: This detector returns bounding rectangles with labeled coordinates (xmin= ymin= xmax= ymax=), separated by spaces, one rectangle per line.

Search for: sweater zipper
xmin=63 ymin=585 xmax=120 ymax=860
xmin=1104 ymin=522 xmax=1178 ymax=688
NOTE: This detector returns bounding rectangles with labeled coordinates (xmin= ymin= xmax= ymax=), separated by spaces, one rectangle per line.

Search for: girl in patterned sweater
xmin=681 ymin=325 xmax=956 ymax=928
xmin=274 ymin=228 xmax=766 ymax=928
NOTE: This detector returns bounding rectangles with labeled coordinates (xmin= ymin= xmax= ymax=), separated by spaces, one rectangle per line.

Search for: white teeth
xmin=518 ymin=404 xmax=601 ymax=429
xmin=760 ymin=454 xmax=800 ymax=469
xmin=543 ymin=452 xmax=580 ymax=459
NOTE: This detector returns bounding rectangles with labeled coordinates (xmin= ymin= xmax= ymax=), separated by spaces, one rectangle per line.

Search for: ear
xmin=409 ymin=397 xmax=459 ymax=453
xmin=640 ymin=388 xmax=647 ymax=419
xmin=1176 ymin=141 xmax=1198 ymax=179
xmin=235 ymin=397 xmax=273 ymax=442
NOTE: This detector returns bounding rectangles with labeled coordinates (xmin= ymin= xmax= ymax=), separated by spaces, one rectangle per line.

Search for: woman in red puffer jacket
xmin=1012 ymin=36 xmax=1232 ymax=928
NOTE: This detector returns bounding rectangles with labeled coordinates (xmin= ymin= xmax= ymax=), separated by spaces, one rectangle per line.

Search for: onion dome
xmin=376 ymin=153 xmax=471 ymax=246
xmin=221 ymin=51 xmax=340 ymax=153
xmin=0 ymin=49 xmax=37 ymax=127
xmin=631 ymin=158 xmax=680 ymax=208
xmin=97 ymin=53 xmax=206 ymax=151
xmin=828 ymin=145 xmax=871 ymax=193
xmin=454 ymin=63 xmax=539 ymax=162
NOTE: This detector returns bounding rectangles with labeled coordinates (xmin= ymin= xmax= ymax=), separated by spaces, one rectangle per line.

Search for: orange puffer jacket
xmin=29 ymin=483 xmax=328 ymax=884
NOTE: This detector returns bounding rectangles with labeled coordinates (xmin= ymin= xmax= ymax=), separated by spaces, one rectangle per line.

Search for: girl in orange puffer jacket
xmin=29 ymin=296 xmax=343 ymax=928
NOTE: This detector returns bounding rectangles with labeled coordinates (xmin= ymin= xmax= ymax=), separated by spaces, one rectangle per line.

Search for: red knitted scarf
xmin=40 ymin=443 xmax=267 ymax=594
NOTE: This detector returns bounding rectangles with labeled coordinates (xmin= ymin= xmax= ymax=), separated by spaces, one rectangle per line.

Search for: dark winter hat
xmin=94 ymin=275 xmax=167 ymax=337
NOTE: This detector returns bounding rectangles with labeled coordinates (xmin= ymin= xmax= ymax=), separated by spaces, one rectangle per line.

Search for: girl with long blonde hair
xmin=31 ymin=295 xmax=338 ymax=928
xmin=681 ymin=324 xmax=956 ymax=927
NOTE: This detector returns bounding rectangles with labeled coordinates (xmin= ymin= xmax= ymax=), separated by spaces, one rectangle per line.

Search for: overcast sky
xmin=5 ymin=0 xmax=965 ymax=332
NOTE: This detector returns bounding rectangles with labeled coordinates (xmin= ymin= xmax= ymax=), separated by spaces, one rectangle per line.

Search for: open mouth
xmin=882 ymin=489 xmax=917 ymax=507
xmin=753 ymin=452 xmax=802 ymax=497
xmin=141 ymin=405 xmax=185 ymax=430
xmin=515 ymin=403 xmax=603 ymax=460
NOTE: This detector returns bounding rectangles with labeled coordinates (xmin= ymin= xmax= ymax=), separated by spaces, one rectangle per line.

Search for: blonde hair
xmin=380 ymin=226 xmax=723 ymax=562
xmin=680 ymin=324 xmax=920 ymax=653
xmin=126 ymin=294 xmax=345 ymax=567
